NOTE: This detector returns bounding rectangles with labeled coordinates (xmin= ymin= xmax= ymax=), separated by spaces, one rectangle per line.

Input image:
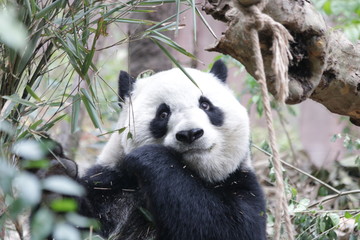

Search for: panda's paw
xmin=124 ymin=144 xmax=178 ymax=173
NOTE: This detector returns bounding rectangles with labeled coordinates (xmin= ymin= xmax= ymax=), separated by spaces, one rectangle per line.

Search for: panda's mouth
xmin=181 ymin=144 xmax=216 ymax=154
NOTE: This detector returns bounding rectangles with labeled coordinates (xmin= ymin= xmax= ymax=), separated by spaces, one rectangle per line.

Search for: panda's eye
xmin=200 ymin=101 xmax=210 ymax=111
xmin=159 ymin=111 xmax=169 ymax=119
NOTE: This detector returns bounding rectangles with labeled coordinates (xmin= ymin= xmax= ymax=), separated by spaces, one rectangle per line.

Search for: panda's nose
xmin=176 ymin=128 xmax=204 ymax=144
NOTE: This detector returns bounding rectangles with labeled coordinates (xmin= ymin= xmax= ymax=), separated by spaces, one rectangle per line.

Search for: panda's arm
xmin=124 ymin=144 xmax=266 ymax=240
xmin=77 ymin=164 xmax=138 ymax=218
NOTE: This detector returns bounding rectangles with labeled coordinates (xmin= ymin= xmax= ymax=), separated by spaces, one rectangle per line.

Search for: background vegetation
xmin=0 ymin=0 xmax=359 ymax=239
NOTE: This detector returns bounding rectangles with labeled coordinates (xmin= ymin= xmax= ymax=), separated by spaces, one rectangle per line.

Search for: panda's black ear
xmin=118 ymin=71 xmax=135 ymax=107
xmin=210 ymin=60 xmax=227 ymax=83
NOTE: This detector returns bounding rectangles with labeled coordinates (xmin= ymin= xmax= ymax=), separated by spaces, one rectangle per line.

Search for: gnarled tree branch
xmin=203 ymin=0 xmax=360 ymax=126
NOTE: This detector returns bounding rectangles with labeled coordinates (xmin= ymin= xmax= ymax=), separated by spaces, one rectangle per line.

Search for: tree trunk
xmin=203 ymin=0 xmax=360 ymax=126
xmin=128 ymin=5 xmax=176 ymax=76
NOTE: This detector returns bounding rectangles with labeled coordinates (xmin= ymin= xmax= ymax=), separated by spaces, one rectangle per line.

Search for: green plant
xmin=314 ymin=0 xmax=360 ymax=42
xmin=0 ymin=0 xmax=207 ymax=238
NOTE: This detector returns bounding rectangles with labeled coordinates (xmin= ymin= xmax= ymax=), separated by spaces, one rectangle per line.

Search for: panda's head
xmin=98 ymin=60 xmax=251 ymax=182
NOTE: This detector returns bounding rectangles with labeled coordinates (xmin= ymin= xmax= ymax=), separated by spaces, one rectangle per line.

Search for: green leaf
xmin=71 ymin=94 xmax=81 ymax=133
xmin=0 ymin=161 xmax=16 ymax=194
xmin=318 ymin=186 xmax=328 ymax=196
xmin=35 ymin=0 xmax=65 ymax=19
xmin=318 ymin=218 xmax=326 ymax=232
xmin=53 ymin=222 xmax=81 ymax=240
xmin=146 ymin=7 xmax=188 ymax=32
xmin=50 ymin=198 xmax=78 ymax=212
xmin=0 ymin=120 xmax=15 ymax=136
xmin=149 ymin=31 xmax=196 ymax=59
xmin=25 ymin=85 xmax=42 ymax=102
xmin=13 ymin=172 xmax=42 ymax=206
xmin=97 ymin=127 xmax=126 ymax=137
xmin=355 ymin=156 xmax=360 ymax=166
xmin=80 ymin=88 xmax=103 ymax=131
xmin=0 ymin=101 xmax=16 ymax=120
xmin=12 ymin=139 xmax=46 ymax=160
xmin=31 ymin=207 xmax=55 ymax=240
xmin=195 ymin=7 xmax=216 ymax=38
xmin=39 ymin=114 xmax=67 ymax=132
xmin=0 ymin=7 xmax=28 ymax=51
xmin=344 ymin=211 xmax=353 ymax=219
xmin=81 ymin=18 xmax=103 ymax=76
xmin=175 ymin=0 xmax=181 ymax=34
xmin=127 ymin=131 xmax=133 ymax=139
xmin=22 ymin=159 xmax=50 ymax=169
xmin=328 ymin=213 xmax=340 ymax=226
xmin=293 ymin=198 xmax=310 ymax=212
xmin=139 ymin=207 xmax=155 ymax=223
xmin=2 ymin=94 xmax=36 ymax=107
xmin=113 ymin=18 xmax=156 ymax=25
xmin=43 ymin=176 xmax=85 ymax=197
xmin=323 ymin=0 xmax=332 ymax=15
xmin=29 ymin=119 xmax=44 ymax=130
xmin=256 ymin=100 xmax=264 ymax=117
xmin=331 ymin=133 xmax=341 ymax=142
xmin=291 ymin=187 xmax=297 ymax=198
xmin=188 ymin=0 xmax=197 ymax=42
xmin=152 ymin=39 xmax=199 ymax=88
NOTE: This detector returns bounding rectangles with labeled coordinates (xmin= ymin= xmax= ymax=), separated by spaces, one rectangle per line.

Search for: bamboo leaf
xmin=24 ymin=0 xmax=33 ymax=16
xmin=50 ymin=198 xmax=78 ymax=212
xmin=25 ymin=85 xmax=42 ymax=102
xmin=35 ymin=0 xmax=64 ymax=19
xmin=175 ymin=0 xmax=181 ymax=35
xmin=38 ymin=114 xmax=67 ymax=132
xmin=188 ymin=0 xmax=197 ymax=42
xmin=149 ymin=31 xmax=196 ymax=59
xmin=29 ymin=120 xmax=43 ymax=130
xmin=0 ymin=7 xmax=28 ymax=51
xmin=18 ymin=19 xmax=46 ymax=74
xmin=112 ymin=18 xmax=156 ymax=25
xmin=139 ymin=0 xmax=178 ymax=5
xmin=81 ymin=18 xmax=103 ymax=76
xmin=97 ymin=127 xmax=126 ymax=137
xmin=195 ymin=7 xmax=217 ymax=39
xmin=2 ymin=94 xmax=36 ymax=107
xmin=152 ymin=39 xmax=199 ymax=88
xmin=80 ymin=88 xmax=103 ymax=131
xmin=146 ymin=7 xmax=188 ymax=32
xmin=71 ymin=94 xmax=81 ymax=133
xmin=0 ymin=101 xmax=16 ymax=120
xmin=43 ymin=176 xmax=85 ymax=197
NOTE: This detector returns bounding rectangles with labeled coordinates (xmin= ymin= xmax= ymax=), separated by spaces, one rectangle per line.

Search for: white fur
xmin=97 ymin=68 xmax=251 ymax=182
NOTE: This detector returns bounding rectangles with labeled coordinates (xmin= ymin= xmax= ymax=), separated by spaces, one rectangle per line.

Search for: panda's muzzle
xmin=176 ymin=128 xmax=204 ymax=144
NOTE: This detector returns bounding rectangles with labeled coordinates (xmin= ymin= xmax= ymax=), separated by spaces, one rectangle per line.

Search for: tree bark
xmin=203 ymin=0 xmax=360 ymax=126
xmin=128 ymin=4 xmax=175 ymax=76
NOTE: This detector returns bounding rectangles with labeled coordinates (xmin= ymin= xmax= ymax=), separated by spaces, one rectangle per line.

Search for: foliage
xmin=0 ymin=139 xmax=99 ymax=239
xmin=314 ymin=0 xmax=360 ymax=41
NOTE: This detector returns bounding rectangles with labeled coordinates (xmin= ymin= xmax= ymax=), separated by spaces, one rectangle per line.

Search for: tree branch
xmin=203 ymin=0 xmax=360 ymax=126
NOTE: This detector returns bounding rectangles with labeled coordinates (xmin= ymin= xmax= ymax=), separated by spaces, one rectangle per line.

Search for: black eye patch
xmin=150 ymin=103 xmax=171 ymax=139
xmin=199 ymin=96 xmax=224 ymax=126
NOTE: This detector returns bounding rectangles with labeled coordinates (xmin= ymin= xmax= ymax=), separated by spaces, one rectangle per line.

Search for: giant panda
xmin=78 ymin=60 xmax=267 ymax=240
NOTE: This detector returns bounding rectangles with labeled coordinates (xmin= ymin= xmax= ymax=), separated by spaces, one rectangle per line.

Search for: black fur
xmin=118 ymin=71 xmax=135 ymax=106
xmin=199 ymin=96 xmax=224 ymax=126
xmin=210 ymin=60 xmax=228 ymax=83
xmin=149 ymin=103 xmax=171 ymax=139
xmin=80 ymin=145 xmax=267 ymax=240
